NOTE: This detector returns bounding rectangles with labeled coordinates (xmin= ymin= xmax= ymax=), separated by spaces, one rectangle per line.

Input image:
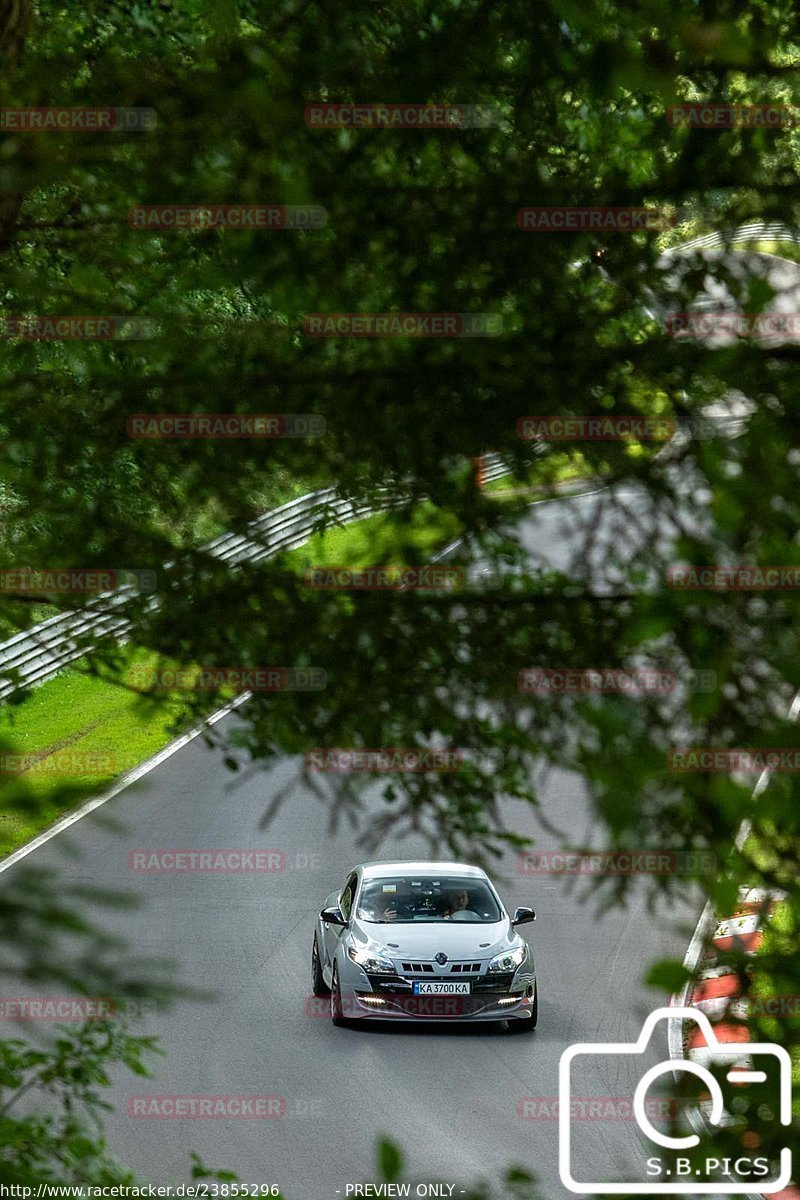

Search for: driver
xmin=442 ymin=887 xmax=470 ymax=918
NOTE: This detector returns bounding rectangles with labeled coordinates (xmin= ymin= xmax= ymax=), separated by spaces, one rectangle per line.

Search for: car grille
xmin=367 ymin=970 xmax=514 ymax=992
xmin=400 ymin=960 xmax=483 ymax=973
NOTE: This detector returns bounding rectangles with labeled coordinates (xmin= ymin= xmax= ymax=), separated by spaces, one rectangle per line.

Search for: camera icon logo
xmin=558 ymin=1006 xmax=792 ymax=1194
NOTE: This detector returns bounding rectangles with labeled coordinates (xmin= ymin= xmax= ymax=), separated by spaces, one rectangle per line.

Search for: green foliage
xmin=0 ymin=0 xmax=799 ymax=1189
xmin=377 ymin=1138 xmax=403 ymax=1183
xmin=0 ymin=1018 xmax=157 ymax=1184
xmin=373 ymin=1138 xmax=538 ymax=1200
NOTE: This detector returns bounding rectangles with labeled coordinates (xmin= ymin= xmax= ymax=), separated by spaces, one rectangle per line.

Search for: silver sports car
xmin=311 ymin=860 xmax=537 ymax=1029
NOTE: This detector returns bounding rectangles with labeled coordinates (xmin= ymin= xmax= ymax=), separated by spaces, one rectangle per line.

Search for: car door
xmin=323 ymin=871 xmax=357 ymax=966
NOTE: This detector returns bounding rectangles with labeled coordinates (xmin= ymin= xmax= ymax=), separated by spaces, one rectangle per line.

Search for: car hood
xmin=352 ymin=918 xmax=516 ymax=958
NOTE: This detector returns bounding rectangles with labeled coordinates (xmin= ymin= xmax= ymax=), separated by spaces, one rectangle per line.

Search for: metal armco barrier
xmin=0 ymin=453 xmax=516 ymax=699
xmin=667 ymin=221 xmax=799 ymax=253
xmin=3 ymin=213 xmax=789 ymax=701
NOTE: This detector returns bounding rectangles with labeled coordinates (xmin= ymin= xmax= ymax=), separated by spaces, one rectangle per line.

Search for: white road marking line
xmin=0 ymin=692 xmax=252 ymax=874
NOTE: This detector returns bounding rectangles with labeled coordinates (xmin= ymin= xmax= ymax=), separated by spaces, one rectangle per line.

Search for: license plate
xmin=413 ymin=980 xmax=470 ymax=995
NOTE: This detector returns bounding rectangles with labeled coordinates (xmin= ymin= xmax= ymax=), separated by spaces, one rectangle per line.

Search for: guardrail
xmin=480 ymin=452 xmax=513 ymax=484
xmin=2 ymin=211 xmax=790 ymax=701
xmin=0 ymin=454 xmax=516 ymax=699
xmin=0 ymin=588 xmax=140 ymax=699
xmin=666 ymin=221 xmax=799 ymax=253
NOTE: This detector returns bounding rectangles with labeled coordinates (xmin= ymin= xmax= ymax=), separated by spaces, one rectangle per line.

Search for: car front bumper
xmin=339 ymin=979 xmax=536 ymax=1022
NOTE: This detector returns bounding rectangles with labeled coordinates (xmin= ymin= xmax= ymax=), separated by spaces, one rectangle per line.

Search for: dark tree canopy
xmin=0 ymin=0 xmax=799 ymax=1187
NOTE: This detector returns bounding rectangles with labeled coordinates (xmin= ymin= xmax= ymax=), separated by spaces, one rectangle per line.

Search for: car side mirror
xmin=320 ymin=906 xmax=348 ymax=927
xmin=512 ymin=906 xmax=536 ymax=926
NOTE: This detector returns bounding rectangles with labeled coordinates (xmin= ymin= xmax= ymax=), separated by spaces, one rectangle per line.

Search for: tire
xmin=312 ymin=934 xmax=330 ymax=996
xmin=330 ymin=964 xmax=348 ymax=1027
xmin=508 ymin=986 xmax=538 ymax=1032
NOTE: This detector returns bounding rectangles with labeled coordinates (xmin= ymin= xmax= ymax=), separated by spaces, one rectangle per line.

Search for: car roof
xmin=357 ymin=861 xmax=489 ymax=880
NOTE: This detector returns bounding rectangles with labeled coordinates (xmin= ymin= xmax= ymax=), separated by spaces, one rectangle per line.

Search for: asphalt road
xmin=656 ymin=246 xmax=800 ymax=347
xmin=1 ymin=489 xmax=703 ymax=1200
xmin=11 ymin=244 xmax=800 ymax=1200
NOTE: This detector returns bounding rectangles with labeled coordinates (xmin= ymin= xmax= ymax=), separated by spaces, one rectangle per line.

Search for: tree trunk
xmin=0 ymin=0 xmax=32 ymax=251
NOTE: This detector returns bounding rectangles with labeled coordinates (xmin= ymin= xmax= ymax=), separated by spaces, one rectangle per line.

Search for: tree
xmin=0 ymin=0 xmax=799 ymax=1186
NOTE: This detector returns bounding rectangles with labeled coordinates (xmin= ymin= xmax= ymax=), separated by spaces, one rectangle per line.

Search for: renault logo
xmin=435 ymin=952 xmax=448 ymax=965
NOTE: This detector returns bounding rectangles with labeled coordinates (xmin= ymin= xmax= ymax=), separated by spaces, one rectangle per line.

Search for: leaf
xmin=377 ymin=1138 xmax=403 ymax=1182
xmin=644 ymin=959 xmax=691 ymax=993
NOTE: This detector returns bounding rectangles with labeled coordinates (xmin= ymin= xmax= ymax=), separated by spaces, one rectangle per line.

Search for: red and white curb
xmin=668 ymin=882 xmax=793 ymax=1198
xmin=667 ymin=690 xmax=800 ymax=1198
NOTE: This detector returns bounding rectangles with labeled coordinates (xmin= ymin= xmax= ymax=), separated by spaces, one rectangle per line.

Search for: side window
xmin=339 ymin=874 xmax=358 ymax=920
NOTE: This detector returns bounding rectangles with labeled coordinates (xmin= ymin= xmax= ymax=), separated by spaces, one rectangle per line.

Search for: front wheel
xmin=330 ymin=964 xmax=348 ymax=1027
xmin=312 ymin=934 xmax=330 ymax=996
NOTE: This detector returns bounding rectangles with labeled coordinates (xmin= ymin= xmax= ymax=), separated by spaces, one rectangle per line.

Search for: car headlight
xmin=347 ymin=946 xmax=396 ymax=974
xmin=487 ymin=944 xmax=527 ymax=973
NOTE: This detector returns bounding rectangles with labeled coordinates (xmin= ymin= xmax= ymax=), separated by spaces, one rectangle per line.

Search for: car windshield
xmin=356 ymin=876 xmax=502 ymax=923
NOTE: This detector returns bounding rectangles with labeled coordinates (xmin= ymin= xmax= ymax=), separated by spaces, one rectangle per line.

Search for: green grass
xmin=481 ymin=451 xmax=596 ymax=496
xmin=738 ymin=239 xmax=800 ymax=263
xmin=681 ymin=236 xmax=800 ymax=263
xmin=283 ymin=500 xmax=463 ymax=570
xmin=0 ymin=501 xmax=465 ymax=860
xmin=4 ymin=461 xmax=624 ymax=860
xmin=657 ymin=222 xmax=800 ymax=257
xmin=0 ymin=652 xmax=192 ymax=857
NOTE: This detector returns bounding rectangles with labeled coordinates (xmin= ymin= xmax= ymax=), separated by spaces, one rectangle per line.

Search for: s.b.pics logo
xmin=559 ymin=1007 xmax=791 ymax=1194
